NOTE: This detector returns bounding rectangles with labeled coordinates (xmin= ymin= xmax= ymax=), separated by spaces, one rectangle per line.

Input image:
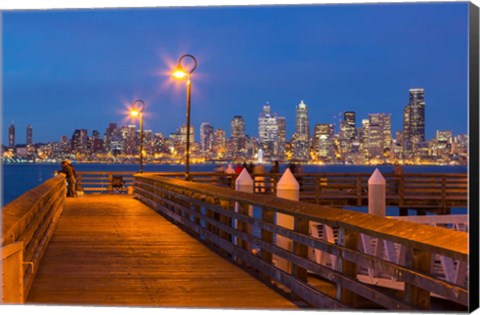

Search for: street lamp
xmin=173 ymin=54 xmax=197 ymax=181
xmin=130 ymin=99 xmax=146 ymax=173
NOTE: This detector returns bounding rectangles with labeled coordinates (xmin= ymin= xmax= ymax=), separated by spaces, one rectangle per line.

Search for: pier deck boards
xmin=26 ymin=195 xmax=297 ymax=309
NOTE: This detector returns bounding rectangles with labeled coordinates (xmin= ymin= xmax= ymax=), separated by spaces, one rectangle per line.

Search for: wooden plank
xmin=27 ymin=195 xmax=297 ymax=309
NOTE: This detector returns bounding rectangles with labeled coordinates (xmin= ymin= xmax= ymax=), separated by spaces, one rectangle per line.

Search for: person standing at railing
xmin=66 ymin=159 xmax=81 ymax=196
xmin=57 ymin=160 xmax=77 ymax=198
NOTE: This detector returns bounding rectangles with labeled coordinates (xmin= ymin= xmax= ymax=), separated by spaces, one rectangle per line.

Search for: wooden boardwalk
xmin=26 ymin=195 xmax=297 ymax=309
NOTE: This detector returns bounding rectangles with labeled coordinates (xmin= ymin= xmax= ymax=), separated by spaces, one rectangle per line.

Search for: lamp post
xmin=130 ymin=99 xmax=145 ymax=173
xmin=173 ymin=54 xmax=197 ymax=181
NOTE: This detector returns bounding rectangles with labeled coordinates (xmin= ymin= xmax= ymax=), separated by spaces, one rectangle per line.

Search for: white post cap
xmin=277 ymin=168 xmax=300 ymax=190
xmin=368 ymin=168 xmax=385 ymax=185
xmin=236 ymin=168 xmax=254 ymax=187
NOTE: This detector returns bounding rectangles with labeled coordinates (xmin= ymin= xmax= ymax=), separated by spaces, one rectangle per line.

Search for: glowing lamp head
xmin=130 ymin=108 xmax=140 ymax=118
xmin=172 ymin=67 xmax=187 ymax=79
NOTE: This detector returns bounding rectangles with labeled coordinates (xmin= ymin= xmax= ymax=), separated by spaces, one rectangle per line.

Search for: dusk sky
xmin=2 ymin=2 xmax=470 ymax=144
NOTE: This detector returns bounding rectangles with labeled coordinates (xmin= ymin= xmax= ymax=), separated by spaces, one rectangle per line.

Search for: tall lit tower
xmin=26 ymin=124 xmax=33 ymax=146
xmin=231 ymin=116 xmax=247 ymax=159
xmin=339 ymin=111 xmax=356 ymax=161
xmin=8 ymin=122 xmax=15 ymax=148
xmin=200 ymin=122 xmax=214 ymax=157
xmin=258 ymin=103 xmax=279 ymax=161
xmin=291 ymin=100 xmax=310 ymax=161
xmin=403 ymin=88 xmax=425 ymax=158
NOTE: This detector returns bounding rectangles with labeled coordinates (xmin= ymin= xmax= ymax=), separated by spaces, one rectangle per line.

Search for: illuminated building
xmin=339 ymin=111 xmax=356 ymax=162
xmin=403 ymin=88 xmax=425 ymax=158
xmin=26 ymin=124 xmax=33 ymax=146
xmin=8 ymin=122 xmax=15 ymax=148
xmin=200 ymin=122 xmax=214 ymax=158
xmin=258 ymin=103 xmax=279 ymax=161
xmin=313 ymin=123 xmax=334 ymax=162
xmin=231 ymin=116 xmax=247 ymax=159
xmin=291 ymin=100 xmax=310 ymax=162
xmin=367 ymin=113 xmax=391 ymax=159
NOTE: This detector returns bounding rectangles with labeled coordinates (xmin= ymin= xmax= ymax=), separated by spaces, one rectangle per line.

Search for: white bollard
xmin=234 ymin=168 xmax=254 ymax=247
xmin=368 ymin=168 xmax=386 ymax=217
xmin=275 ymin=168 xmax=299 ymax=272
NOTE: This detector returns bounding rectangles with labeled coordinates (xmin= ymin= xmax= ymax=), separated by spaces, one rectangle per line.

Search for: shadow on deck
xmin=26 ymin=195 xmax=297 ymax=309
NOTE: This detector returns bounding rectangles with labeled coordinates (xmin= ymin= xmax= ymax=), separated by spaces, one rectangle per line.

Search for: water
xmin=1 ymin=163 xmax=468 ymax=212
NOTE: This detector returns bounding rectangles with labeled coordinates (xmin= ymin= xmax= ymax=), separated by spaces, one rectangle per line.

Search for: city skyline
xmin=2 ymin=2 xmax=469 ymax=144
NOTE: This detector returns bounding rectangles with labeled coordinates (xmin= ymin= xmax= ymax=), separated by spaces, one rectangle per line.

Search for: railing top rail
xmin=135 ymin=174 xmax=468 ymax=260
xmin=1 ymin=174 xmax=66 ymax=246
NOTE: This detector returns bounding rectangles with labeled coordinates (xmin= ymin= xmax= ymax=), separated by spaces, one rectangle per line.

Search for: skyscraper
xmin=200 ymin=122 xmax=214 ymax=157
xmin=313 ymin=124 xmax=334 ymax=162
xmin=403 ymin=88 xmax=425 ymax=158
xmin=8 ymin=122 xmax=15 ymax=148
xmin=231 ymin=116 xmax=247 ymax=159
xmin=71 ymin=129 xmax=88 ymax=153
xmin=104 ymin=123 xmax=117 ymax=153
xmin=213 ymin=128 xmax=226 ymax=159
xmin=276 ymin=116 xmax=287 ymax=161
xmin=258 ymin=103 xmax=279 ymax=161
xmin=367 ymin=113 xmax=392 ymax=159
xmin=291 ymin=100 xmax=310 ymax=161
xmin=339 ymin=111 xmax=356 ymax=161
xmin=26 ymin=124 xmax=33 ymax=146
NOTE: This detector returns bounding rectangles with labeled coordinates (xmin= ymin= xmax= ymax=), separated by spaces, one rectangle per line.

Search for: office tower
xmin=104 ymin=123 xmax=117 ymax=152
xmin=403 ymin=88 xmax=425 ymax=158
xmin=358 ymin=119 xmax=370 ymax=159
xmin=367 ymin=113 xmax=392 ymax=159
xmin=435 ymin=130 xmax=453 ymax=160
xmin=8 ymin=122 xmax=15 ymax=148
xmin=26 ymin=124 xmax=33 ymax=146
xmin=258 ymin=104 xmax=279 ymax=161
xmin=178 ymin=124 xmax=195 ymax=146
xmin=122 ymin=125 xmax=137 ymax=154
xmin=91 ymin=130 xmax=104 ymax=153
xmin=152 ymin=133 xmax=166 ymax=154
xmin=213 ymin=128 xmax=227 ymax=159
xmin=200 ymin=122 xmax=214 ymax=157
xmin=231 ymin=116 xmax=247 ymax=159
xmin=291 ymin=100 xmax=310 ymax=161
xmin=313 ymin=124 xmax=334 ymax=162
xmin=71 ymin=129 xmax=88 ymax=153
xmin=276 ymin=116 xmax=287 ymax=161
xmin=339 ymin=111 xmax=356 ymax=161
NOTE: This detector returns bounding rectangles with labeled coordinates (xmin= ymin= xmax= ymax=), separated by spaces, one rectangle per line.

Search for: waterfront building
xmin=71 ymin=129 xmax=88 ymax=154
xmin=152 ymin=133 xmax=169 ymax=154
xmin=367 ymin=113 xmax=392 ymax=160
xmin=339 ymin=111 xmax=356 ymax=162
xmin=258 ymin=104 xmax=279 ymax=161
xmin=26 ymin=124 xmax=33 ymax=146
xmin=276 ymin=116 xmax=287 ymax=161
xmin=403 ymin=88 xmax=425 ymax=159
xmin=8 ymin=122 xmax=15 ymax=148
xmin=91 ymin=130 xmax=104 ymax=153
xmin=291 ymin=100 xmax=310 ymax=162
xmin=200 ymin=122 xmax=214 ymax=158
xmin=110 ymin=127 xmax=124 ymax=155
xmin=231 ymin=116 xmax=247 ymax=160
xmin=313 ymin=123 xmax=334 ymax=162
xmin=213 ymin=128 xmax=227 ymax=160
xmin=104 ymin=123 xmax=117 ymax=153
xmin=435 ymin=130 xmax=453 ymax=161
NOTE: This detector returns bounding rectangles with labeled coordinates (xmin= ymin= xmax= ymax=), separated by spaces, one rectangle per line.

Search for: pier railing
xmin=76 ymin=171 xmax=467 ymax=214
xmin=1 ymin=174 xmax=66 ymax=303
xmin=133 ymin=174 xmax=468 ymax=310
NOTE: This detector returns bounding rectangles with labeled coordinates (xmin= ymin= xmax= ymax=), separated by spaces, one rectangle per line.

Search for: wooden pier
xmin=26 ymin=195 xmax=297 ymax=308
xmin=1 ymin=172 xmax=470 ymax=310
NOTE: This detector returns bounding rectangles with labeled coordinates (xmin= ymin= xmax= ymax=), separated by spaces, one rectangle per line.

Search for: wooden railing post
xmin=261 ymin=207 xmax=274 ymax=265
xmin=337 ymin=228 xmax=359 ymax=307
xmin=1 ymin=242 xmax=25 ymax=303
xmin=404 ymin=248 xmax=432 ymax=309
xmin=292 ymin=217 xmax=308 ymax=283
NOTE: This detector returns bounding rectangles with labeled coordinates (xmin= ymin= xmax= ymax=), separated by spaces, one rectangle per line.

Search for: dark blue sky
xmin=2 ymin=2 xmax=469 ymax=144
